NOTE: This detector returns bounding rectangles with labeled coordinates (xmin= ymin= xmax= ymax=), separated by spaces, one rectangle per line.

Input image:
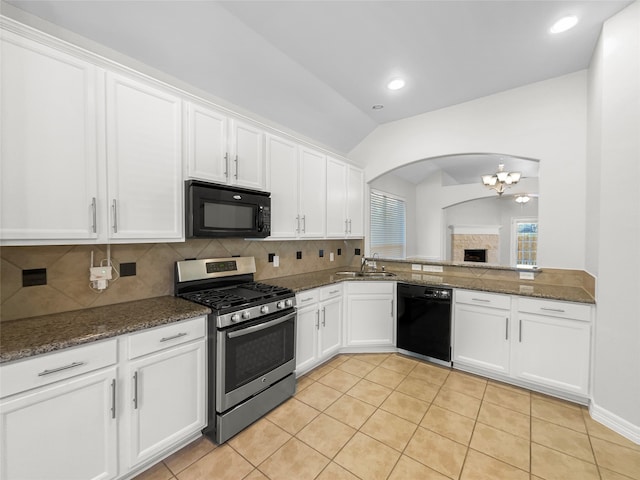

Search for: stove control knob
xmin=276 ymin=301 xmax=285 ymax=309
xmin=231 ymin=313 xmax=240 ymax=323
xmin=285 ymin=299 xmax=293 ymax=308
xmin=242 ymin=311 xmax=251 ymax=320
xmin=260 ymin=305 xmax=269 ymax=314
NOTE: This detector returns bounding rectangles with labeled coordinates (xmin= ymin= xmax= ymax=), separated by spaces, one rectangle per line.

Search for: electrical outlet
xmin=296 ymin=251 xmax=302 ymax=260
xmin=273 ymin=255 xmax=279 ymax=267
xmin=330 ymin=252 xmax=335 ymax=262
xmin=412 ymin=264 xmax=422 ymax=271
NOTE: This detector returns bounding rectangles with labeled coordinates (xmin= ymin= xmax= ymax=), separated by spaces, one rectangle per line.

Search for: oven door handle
xmin=227 ymin=311 xmax=296 ymax=339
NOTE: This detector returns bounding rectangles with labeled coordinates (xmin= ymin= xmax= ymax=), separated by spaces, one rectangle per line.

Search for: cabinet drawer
xmin=346 ymin=281 xmax=394 ymax=295
xmin=128 ymin=316 xmax=206 ymax=359
xmin=518 ymin=298 xmax=591 ymax=322
xmin=296 ymin=289 xmax=319 ymax=307
xmin=0 ymin=338 xmax=117 ymax=398
xmin=320 ymin=284 xmax=343 ymax=301
xmin=455 ymin=290 xmax=511 ymax=310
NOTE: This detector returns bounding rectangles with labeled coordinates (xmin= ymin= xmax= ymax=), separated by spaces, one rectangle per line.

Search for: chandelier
xmin=481 ymin=164 xmax=521 ymax=195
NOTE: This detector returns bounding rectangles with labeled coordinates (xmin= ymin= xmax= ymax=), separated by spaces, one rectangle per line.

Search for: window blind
xmin=370 ymin=190 xmax=406 ymax=259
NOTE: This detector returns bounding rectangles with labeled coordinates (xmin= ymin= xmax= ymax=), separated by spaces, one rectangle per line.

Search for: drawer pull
xmin=160 ymin=332 xmax=188 ymax=343
xmin=300 ymin=297 xmax=314 ymax=302
xmin=472 ymin=298 xmax=490 ymax=303
xmin=541 ymin=307 xmax=566 ymax=313
xmin=329 ymin=290 xmax=340 ymax=295
xmin=37 ymin=361 xmax=85 ymax=377
xmin=505 ymin=317 xmax=509 ymax=340
xmin=111 ymin=378 xmax=116 ymax=419
xmin=133 ymin=371 xmax=139 ymax=409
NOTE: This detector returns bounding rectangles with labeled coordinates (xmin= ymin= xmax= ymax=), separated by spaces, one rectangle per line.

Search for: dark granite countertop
xmin=262 ymin=267 xmax=596 ymax=305
xmin=0 ymin=296 xmax=210 ymax=364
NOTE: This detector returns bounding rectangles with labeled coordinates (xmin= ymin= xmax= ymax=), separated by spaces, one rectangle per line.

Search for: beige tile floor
xmin=135 ymin=353 xmax=640 ymax=480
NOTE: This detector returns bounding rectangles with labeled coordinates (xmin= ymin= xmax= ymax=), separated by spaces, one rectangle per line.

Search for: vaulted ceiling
xmin=4 ymin=0 xmax=632 ymax=155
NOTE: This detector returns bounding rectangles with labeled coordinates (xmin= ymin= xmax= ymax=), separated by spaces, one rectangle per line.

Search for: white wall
xmin=350 ymin=72 xmax=587 ymax=270
xmin=588 ymin=0 xmax=640 ymax=439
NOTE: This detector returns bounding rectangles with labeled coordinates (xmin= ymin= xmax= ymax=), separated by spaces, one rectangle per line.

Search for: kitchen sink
xmin=334 ymin=271 xmax=397 ymax=277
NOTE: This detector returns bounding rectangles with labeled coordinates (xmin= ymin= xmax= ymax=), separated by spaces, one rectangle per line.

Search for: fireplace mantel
xmin=448 ymin=225 xmax=502 ymax=235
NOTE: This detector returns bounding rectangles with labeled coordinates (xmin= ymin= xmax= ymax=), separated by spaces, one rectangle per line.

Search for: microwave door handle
xmin=257 ymin=207 xmax=264 ymax=231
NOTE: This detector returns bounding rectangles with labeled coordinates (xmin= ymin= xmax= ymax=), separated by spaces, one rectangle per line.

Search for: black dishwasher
xmin=396 ymin=283 xmax=452 ymax=365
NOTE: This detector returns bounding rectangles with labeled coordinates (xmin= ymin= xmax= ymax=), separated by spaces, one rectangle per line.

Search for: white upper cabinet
xmin=346 ymin=166 xmax=364 ymax=237
xmin=185 ymin=101 xmax=266 ymax=191
xmin=0 ymin=30 xmax=99 ymax=241
xmin=105 ymin=71 xmax=183 ymax=241
xmin=185 ymin=102 xmax=228 ymax=184
xmin=326 ymin=158 xmax=364 ymax=238
xmin=267 ymin=135 xmax=326 ymax=239
xmin=298 ymin=146 xmax=326 ymax=238
xmin=266 ymin=134 xmax=299 ymax=238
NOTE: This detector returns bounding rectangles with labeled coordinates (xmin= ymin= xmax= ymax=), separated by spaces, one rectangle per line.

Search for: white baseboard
xmin=590 ymin=402 xmax=640 ymax=445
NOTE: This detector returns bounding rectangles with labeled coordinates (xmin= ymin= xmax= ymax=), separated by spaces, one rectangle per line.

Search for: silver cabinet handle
xmin=111 ymin=378 xmax=116 ymax=419
xmin=519 ymin=319 xmax=522 ymax=342
xmin=160 ymin=332 xmax=187 ymax=343
xmin=345 ymin=219 xmax=349 ymax=234
xmin=505 ymin=317 xmax=509 ymax=340
xmin=322 ymin=307 xmax=326 ymax=327
xmin=541 ymin=307 xmax=566 ymax=313
xmin=348 ymin=219 xmax=352 ymax=234
xmin=234 ymin=154 xmax=239 ymax=179
xmin=111 ymin=199 xmax=118 ymax=233
xmin=296 ymin=215 xmax=300 ymax=233
xmin=38 ymin=361 xmax=85 ymax=377
xmin=302 ymin=215 xmax=306 ymax=233
xmin=472 ymin=298 xmax=490 ymax=303
xmin=315 ymin=310 xmax=320 ymax=330
xmin=133 ymin=371 xmax=138 ymax=409
xmin=390 ymin=299 xmax=394 ymax=316
xmin=300 ymin=296 xmax=314 ymax=303
xmin=91 ymin=197 xmax=97 ymax=233
xmin=224 ymin=152 xmax=229 ymax=178
xmin=329 ymin=289 xmax=340 ymax=295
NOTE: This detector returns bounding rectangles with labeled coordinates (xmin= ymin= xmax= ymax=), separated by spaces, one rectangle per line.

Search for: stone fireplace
xmin=450 ymin=225 xmax=500 ymax=264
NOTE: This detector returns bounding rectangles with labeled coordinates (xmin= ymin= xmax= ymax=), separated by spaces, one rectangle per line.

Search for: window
xmin=370 ymin=189 xmax=406 ymax=259
xmin=513 ymin=220 xmax=538 ymax=267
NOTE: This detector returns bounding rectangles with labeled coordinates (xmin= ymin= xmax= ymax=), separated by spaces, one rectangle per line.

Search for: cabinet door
xmin=453 ymin=304 xmax=510 ymax=375
xmin=320 ymin=296 xmax=342 ymax=359
xmin=0 ymin=368 xmax=118 ymax=480
xmin=346 ymin=294 xmax=395 ymax=347
xmin=326 ymin=158 xmax=348 ymax=237
xmin=513 ymin=313 xmax=590 ymax=395
xmin=185 ymin=102 xmax=228 ymax=184
xmin=266 ymin=134 xmax=299 ymax=238
xmin=1 ymin=31 xmax=99 ymax=241
xmin=128 ymin=340 xmax=205 ymax=468
xmin=347 ymin=166 xmax=364 ymax=237
xmin=296 ymin=305 xmax=320 ymax=374
xmin=299 ymin=147 xmax=326 ymax=238
xmin=230 ymin=119 xmax=265 ymax=190
xmin=105 ymin=72 xmax=183 ymax=241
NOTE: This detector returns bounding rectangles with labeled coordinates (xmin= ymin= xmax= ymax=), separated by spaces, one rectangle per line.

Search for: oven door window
xmin=223 ymin=312 xmax=295 ymax=392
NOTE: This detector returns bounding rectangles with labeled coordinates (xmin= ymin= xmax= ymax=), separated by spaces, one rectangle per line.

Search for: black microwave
xmin=185 ymin=180 xmax=271 ymax=238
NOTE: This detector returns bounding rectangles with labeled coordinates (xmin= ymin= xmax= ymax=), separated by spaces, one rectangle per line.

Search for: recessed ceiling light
xmin=387 ymin=78 xmax=405 ymax=90
xmin=372 ymin=104 xmax=384 ymax=110
xmin=550 ymin=15 xmax=578 ymax=34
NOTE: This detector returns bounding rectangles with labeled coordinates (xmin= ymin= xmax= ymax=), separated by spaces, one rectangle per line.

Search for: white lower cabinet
xmin=512 ymin=298 xmax=591 ymax=396
xmin=0 ymin=316 xmax=206 ymax=480
xmin=453 ymin=290 xmax=511 ymax=375
xmin=345 ymin=282 xmax=395 ymax=348
xmin=127 ymin=319 xmax=206 ymax=469
xmin=0 ymin=340 xmax=119 ymax=480
xmin=453 ymin=290 xmax=593 ymax=399
xmin=295 ymin=285 xmax=343 ymax=375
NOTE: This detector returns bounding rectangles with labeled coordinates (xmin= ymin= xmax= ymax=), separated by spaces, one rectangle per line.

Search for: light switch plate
xmin=273 ymin=255 xmax=279 ymax=267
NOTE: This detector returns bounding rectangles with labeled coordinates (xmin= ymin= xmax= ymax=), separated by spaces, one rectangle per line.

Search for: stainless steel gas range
xmin=174 ymin=257 xmax=296 ymax=444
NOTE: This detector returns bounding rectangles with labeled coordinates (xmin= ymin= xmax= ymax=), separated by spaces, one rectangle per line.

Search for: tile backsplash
xmin=0 ymin=239 xmax=363 ymax=322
